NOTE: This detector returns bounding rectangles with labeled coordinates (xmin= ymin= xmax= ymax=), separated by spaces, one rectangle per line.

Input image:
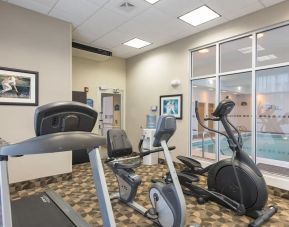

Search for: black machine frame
xmin=177 ymin=99 xmax=278 ymax=227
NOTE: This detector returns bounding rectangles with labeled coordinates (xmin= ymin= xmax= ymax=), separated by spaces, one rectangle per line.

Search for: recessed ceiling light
xmin=144 ymin=0 xmax=160 ymax=4
xmin=198 ymin=48 xmax=209 ymax=53
xmin=123 ymin=38 xmax=151 ymax=49
xmin=179 ymin=6 xmax=220 ymax=26
xmin=249 ymin=33 xmax=264 ymax=39
xmin=257 ymin=54 xmax=277 ymax=62
xmin=238 ymin=45 xmax=264 ymax=54
xmin=257 ymin=33 xmax=264 ymax=38
xmin=193 ymin=85 xmax=198 ymax=88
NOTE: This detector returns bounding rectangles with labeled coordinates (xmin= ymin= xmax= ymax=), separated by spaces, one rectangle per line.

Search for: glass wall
xmin=191 ymin=78 xmax=216 ymax=160
xmin=192 ymin=46 xmax=216 ymax=77
xmin=190 ymin=23 xmax=289 ymax=176
xmin=219 ymin=72 xmax=252 ymax=159
xmin=257 ymin=26 xmax=289 ymax=66
xmin=256 ymin=66 xmax=289 ymax=171
xmin=220 ymin=36 xmax=252 ymax=72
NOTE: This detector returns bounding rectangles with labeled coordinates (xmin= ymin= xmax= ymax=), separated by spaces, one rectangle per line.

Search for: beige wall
xmin=126 ymin=1 xmax=289 ymax=161
xmin=0 ymin=2 xmax=72 ymax=183
xmin=72 ymin=56 xmax=126 ymax=133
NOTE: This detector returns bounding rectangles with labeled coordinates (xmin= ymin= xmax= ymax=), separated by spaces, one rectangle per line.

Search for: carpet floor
xmin=11 ymin=162 xmax=289 ymax=227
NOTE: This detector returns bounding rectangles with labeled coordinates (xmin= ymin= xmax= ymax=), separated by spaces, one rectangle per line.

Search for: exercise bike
xmin=106 ymin=115 xmax=186 ymax=227
xmin=177 ymin=99 xmax=277 ymax=227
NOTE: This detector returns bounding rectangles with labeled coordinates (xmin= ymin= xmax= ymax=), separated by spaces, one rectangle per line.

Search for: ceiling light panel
xmin=123 ymin=38 xmax=151 ymax=48
xmin=179 ymin=5 xmax=220 ymax=26
xmin=144 ymin=0 xmax=160 ymax=4
xmin=257 ymin=54 xmax=277 ymax=62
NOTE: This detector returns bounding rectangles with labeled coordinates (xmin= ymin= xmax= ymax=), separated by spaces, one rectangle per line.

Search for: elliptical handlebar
xmin=226 ymin=117 xmax=243 ymax=148
xmin=195 ymin=101 xmax=229 ymax=140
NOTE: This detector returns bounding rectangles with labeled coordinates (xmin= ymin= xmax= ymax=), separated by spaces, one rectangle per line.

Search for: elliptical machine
xmin=177 ymin=99 xmax=277 ymax=227
xmin=106 ymin=115 xmax=186 ymax=227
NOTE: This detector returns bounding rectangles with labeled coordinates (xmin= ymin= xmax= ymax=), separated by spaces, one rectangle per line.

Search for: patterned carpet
xmin=11 ymin=162 xmax=289 ymax=227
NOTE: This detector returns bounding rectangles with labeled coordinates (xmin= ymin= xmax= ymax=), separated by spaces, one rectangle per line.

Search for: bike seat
xmin=113 ymin=160 xmax=141 ymax=169
xmin=177 ymin=156 xmax=202 ymax=170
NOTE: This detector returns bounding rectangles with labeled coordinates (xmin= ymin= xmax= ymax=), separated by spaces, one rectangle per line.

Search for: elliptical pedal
xmin=144 ymin=208 xmax=159 ymax=220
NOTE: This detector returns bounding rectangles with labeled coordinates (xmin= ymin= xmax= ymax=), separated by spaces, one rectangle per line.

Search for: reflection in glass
xmin=220 ymin=36 xmax=252 ymax=72
xmin=257 ymin=26 xmax=289 ymax=66
xmin=219 ymin=72 xmax=252 ymax=159
xmin=191 ymin=78 xmax=216 ymax=160
xmin=192 ymin=46 xmax=216 ymax=77
xmin=256 ymin=66 xmax=289 ymax=174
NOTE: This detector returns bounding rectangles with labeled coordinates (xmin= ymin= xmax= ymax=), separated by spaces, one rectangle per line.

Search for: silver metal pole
xmin=160 ymin=140 xmax=186 ymax=226
xmin=88 ymin=148 xmax=116 ymax=227
xmin=0 ymin=160 xmax=12 ymax=227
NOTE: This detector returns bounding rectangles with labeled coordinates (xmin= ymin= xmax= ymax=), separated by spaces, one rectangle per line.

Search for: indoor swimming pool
xmin=192 ymin=132 xmax=289 ymax=162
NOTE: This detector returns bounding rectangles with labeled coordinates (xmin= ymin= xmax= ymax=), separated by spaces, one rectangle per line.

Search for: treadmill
xmin=0 ymin=101 xmax=116 ymax=227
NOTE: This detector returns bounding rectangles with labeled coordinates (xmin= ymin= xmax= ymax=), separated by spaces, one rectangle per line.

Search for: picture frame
xmin=0 ymin=67 xmax=39 ymax=106
xmin=160 ymin=94 xmax=183 ymax=119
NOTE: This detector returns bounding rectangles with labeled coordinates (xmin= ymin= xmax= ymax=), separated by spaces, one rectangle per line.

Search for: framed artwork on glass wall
xmin=0 ymin=67 xmax=39 ymax=106
xmin=160 ymin=94 xmax=182 ymax=119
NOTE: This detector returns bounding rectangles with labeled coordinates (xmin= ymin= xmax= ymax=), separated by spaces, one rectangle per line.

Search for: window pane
xmin=257 ymin=25 xmax=289 ymax=66
xmin=191 ymin=78 xmax=216 ymax=161
xmin=192 ymin=46 xmax=216 ymax=77
xmin=220 ymin=36 xmax=252 ymax=72
xmin=256 ymin=66 xmax=289 ymax=175
xmin=219 ymin=72 xmax=252 ymax=159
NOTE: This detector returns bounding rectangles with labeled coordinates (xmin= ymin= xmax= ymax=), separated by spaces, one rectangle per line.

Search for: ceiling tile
xmin=205 ymin=0 xmax=264 ymax=20
xmin=103 ymin=0 xmax=150 ymax=19
xmin=92 ymin=30 xmax=137 ymax=49
xmin=72 ymin=29 xmax=97 ymax=44
xmin=85 ymin=0 xmax=109 ymax=5
xmin=116 ymin=21 xmax=146 ymax=38
xmin=73 ymin=8 xmax=128 ymax=42
xmin=258 ymin=0 xmax=286 ymax=7
xmin=133 ymin=7 xmax=172 ymax=28
xmin=49 ymin=0 xmax=103 ymax=27
xmin=8 ymin=0 xmax=58 ymax=14
xmin=110 ymin=44 xmax=138 ymax=58
xmin=156 ymin=0 xmax=203 ymax=17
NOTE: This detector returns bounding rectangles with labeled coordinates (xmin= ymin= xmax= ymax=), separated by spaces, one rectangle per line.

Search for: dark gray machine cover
xmin=34 ymin=101 xmax=97 ymax=136
xmin=107 ymin=129 xmax=133 ymax=158
xmin=153 ymin=115 xmax=176 ymax=147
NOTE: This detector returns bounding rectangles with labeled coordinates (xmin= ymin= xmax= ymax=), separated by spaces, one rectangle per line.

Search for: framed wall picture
xmin=160 ymin=94 xmax=183 ymax=119
xmin=0 ymin=67 xmax=39 ymax=106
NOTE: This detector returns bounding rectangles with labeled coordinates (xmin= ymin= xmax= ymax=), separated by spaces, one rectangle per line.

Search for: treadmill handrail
xmin=0 ymin=131 xmax=106 ymax=156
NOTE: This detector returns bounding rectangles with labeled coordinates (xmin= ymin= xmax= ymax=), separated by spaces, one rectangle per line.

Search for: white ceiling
xmin=3 ymin=0 xmax=286 ymax=59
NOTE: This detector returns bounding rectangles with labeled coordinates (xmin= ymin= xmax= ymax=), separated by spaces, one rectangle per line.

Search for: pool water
xmin=192 ymin=133 xmax=289 ymax=162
